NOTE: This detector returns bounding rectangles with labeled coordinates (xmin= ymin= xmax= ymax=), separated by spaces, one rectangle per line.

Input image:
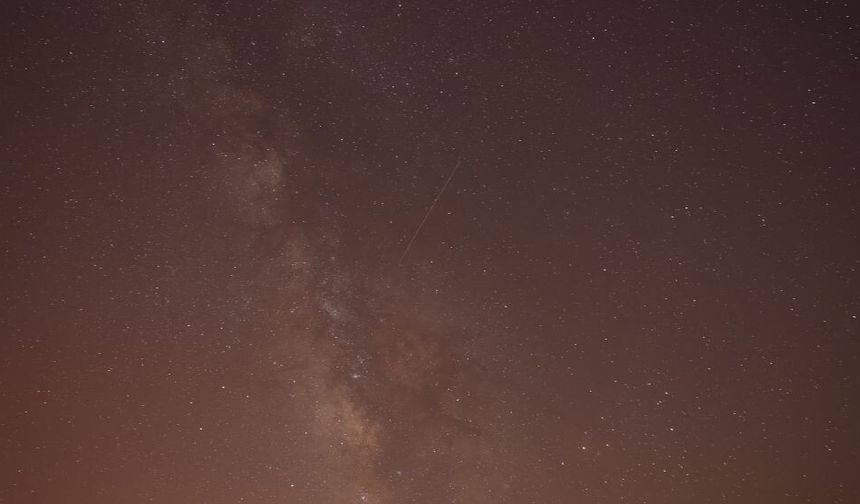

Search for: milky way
xmin=2 ymin=1 xmax=859 ymax=503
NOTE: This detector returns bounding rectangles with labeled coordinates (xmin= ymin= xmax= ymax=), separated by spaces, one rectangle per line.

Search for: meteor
xmin=398 ymin=159 xmax=461 ymax=264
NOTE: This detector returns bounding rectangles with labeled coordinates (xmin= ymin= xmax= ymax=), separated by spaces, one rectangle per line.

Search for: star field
xmin=1 ymin=1 xmax=859 ymax=503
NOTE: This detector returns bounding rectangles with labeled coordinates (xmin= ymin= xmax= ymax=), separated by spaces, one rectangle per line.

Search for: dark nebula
xmin=1 ymin=1 xmax=858 ymax=503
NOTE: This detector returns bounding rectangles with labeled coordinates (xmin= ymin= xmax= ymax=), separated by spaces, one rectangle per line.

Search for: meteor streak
xmin=399 ymin=159 xmax=461 ymax=264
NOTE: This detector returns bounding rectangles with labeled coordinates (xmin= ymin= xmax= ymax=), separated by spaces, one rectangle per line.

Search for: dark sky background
xmin=1 ymin=1 xmax=859 ymax=503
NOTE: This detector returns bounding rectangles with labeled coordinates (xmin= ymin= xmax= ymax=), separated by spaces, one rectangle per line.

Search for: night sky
xmin=2 ymin=1 xmax=859 ymax=503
